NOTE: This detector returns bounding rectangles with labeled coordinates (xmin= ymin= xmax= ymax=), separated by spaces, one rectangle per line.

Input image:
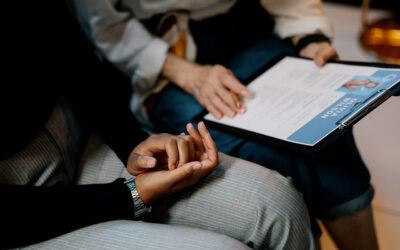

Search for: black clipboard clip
xmin=335 ymin=89 xmax=392 ymax=129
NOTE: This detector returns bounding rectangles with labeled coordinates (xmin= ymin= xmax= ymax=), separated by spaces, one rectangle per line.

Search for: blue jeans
xmin=148 ymin=0 xmax=373 ymax=237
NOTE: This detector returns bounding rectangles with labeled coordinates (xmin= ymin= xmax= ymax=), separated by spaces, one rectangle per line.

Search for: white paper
xmin=204 ymin=57 xmax=400 ymax=146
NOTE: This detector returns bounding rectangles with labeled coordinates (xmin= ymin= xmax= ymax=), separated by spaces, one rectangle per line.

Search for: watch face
xmin=126 ymin=182 xmax=135 ymax=190
xmin=124 ymin=178 xmax=136 ymax=189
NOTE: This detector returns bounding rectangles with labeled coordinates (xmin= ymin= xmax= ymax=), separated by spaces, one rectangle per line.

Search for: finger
xmin=188 ymin=137 xmax=196 ymax=162
xmin=177 ymin=139 xmax=190 ymax=168
xmin=132 ymin=154 xmax=157 ymax=169
xmin=168 ymin=161 xmax=202 ymax=185
xmin=215 ymin=86 xmax=240 ymax=114
xmin=314 ymin=45 xmax=338 ymax=66
xmin=198 ymin=122 xmax=218 ymax=164
xmin=349 ymin=80 xmax=368 ymax=86
xmin=204 ymin=101 xmax=223 ymax=119
xmin=128 ymin=154 xmax=157 ymax=175
xmin=345 ymin=84 xmax=355 ymax=91
xmin=220 ymin=72 xmax=249 ymax=97
xmin=186 ymin=123 xmax=205 ymax=152
xmin=209 ymin=93 xmax=235 ymax=118
xmin=181 ymin=135 xmax=196 ymax=162
xmin=165 ymin=139 xmax=179 ymax=170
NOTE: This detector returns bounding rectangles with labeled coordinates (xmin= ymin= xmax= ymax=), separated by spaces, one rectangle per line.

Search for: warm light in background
xmin=360 ymin=0 xmax=400 ymax=64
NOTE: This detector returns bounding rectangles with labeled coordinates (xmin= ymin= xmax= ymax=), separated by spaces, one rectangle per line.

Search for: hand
xmin=299 ymin=41 xmax=339 ymax=66
xmin=127 ymin=133 xmax=196 ymax=175
xmin=161 ymin=54 xmax=250 ymax=119
xmin=292 ymin=34 xmax=339 ymax=66
xmin=134 ymin=122 xmax=218 ymax=205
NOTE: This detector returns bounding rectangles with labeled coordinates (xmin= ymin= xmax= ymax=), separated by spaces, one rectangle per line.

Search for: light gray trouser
xmin=1 ymin=103 xmax=314 ymax=249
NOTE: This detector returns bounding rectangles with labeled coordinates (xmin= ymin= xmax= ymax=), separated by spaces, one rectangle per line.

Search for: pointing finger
xmin=198 ymin=122 xmax=218 ymax=164
xmin=186 ymin=123 xmax=204 ymax=152
xmin=166 ymin=139 xmax=179 ymax=170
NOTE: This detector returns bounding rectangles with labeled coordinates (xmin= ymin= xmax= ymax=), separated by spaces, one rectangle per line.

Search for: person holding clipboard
xmin=70 ymin=0 xmax=378 ymax=248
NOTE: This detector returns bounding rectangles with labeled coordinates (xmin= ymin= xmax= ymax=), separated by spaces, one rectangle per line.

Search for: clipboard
xmin=195 ymin=55 xmax=400 ymax=154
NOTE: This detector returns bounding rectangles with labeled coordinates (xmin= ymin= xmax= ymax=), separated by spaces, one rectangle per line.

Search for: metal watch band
xmin=124 ymin=178 xmax=152 ymax=219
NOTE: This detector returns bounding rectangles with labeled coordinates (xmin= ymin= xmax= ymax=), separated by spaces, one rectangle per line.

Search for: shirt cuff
xmin=274 ymin=17 xmax=334 ymax=40
xmin=132 ymin=38 xmax=169 ymax=94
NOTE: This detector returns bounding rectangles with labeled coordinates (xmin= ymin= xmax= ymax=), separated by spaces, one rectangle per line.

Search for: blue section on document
xmin=288 ymin=94 xmax=360 ymax=145
xmin=287 ymin=70 xmax=400 ymax=145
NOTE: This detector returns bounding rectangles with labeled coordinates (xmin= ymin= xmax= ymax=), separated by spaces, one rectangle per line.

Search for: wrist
xmin=291 ymin=34 xmax=307 ymax=46
xmin=294 ymin=34 xmax=331 ymax=53
xmin=124 ymin=178 xmax=152 ymax=219
xmin=161 ymin=53 xmax=200 ymax=92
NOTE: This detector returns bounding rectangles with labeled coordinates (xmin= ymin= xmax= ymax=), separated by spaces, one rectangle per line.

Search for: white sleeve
xmin=71 ymin=0 xmax=169 ymax=94
xmin=260 ymin=0 xmax=333 ymax=39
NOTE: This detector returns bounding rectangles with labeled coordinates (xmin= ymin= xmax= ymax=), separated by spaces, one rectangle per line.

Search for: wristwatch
xmin=124 ymin=178 xmax=152 ymax=219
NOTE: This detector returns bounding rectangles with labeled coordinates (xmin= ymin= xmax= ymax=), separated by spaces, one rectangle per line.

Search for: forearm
xmin=161 ymin=53 xmax=200 ymax=91
xmin=0 ymin=179 xmax=133 ymax=248
xmin=71 ymin=0 xmax=169 ymax=92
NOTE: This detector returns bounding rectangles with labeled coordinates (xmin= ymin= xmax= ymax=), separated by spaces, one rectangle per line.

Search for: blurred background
xmin=320 ymin=1 xmax=400 ymax=249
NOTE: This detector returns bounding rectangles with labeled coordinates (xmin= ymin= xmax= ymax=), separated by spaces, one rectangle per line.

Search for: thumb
xmin=169 ymin=161 xmax=202 ymax=183
xmin=131 ymin=154 xmax=157 ymax=170
xmin=314 ymin=51 xmax=327 ymax=67
xmin=314 ymin=45 xmax=338 ymax=67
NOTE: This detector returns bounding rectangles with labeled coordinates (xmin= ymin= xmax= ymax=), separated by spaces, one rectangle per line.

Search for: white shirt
xmin=70 ymin=0 xmax=333 ymax=124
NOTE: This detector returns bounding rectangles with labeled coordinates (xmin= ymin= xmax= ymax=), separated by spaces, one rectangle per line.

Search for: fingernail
xmin=147 ymin=158 xmax=156 ymax=167
xmin=241 ymin=90 xmax=249 ymax=96
xmin=193 ymin=163 xmax=202 ymax=170
xmin=239 ymin=107 xmax=246 ymax=114
xmin=228 ymin=111 xmax=235 ymax=117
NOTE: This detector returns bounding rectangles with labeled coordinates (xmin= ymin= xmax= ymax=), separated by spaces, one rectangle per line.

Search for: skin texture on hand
xmin=127 ymin=133 xmax=196 ymax=175
xmin=160 ymin=35 xmax=339 ymax=119
xmin=292 ymin=34 xmax=340 ymax=67
xmin=162 ymin=54 xmax=249 ymax=119
xmin=133 ymin=122 xmax=219 ymax=205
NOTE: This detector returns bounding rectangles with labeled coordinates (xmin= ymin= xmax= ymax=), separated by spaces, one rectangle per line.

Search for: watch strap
xmin=124 ymin=178 xmax=152 ymax=219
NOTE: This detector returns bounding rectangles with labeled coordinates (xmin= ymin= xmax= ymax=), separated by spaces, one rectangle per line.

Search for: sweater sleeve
xmin=260 ymin=0 xmax=334 ymax=39
xmin=0 ymin=179 xmax=133 ymax=248
xmin=70 ymin=0 xmax=169 ymax=96
xmin=0 ymin=3 xmax=144 ymax=248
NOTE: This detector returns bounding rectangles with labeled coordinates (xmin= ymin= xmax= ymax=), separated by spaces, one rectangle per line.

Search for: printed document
xmin=204 ymin=57 xmax=400 ymax=146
